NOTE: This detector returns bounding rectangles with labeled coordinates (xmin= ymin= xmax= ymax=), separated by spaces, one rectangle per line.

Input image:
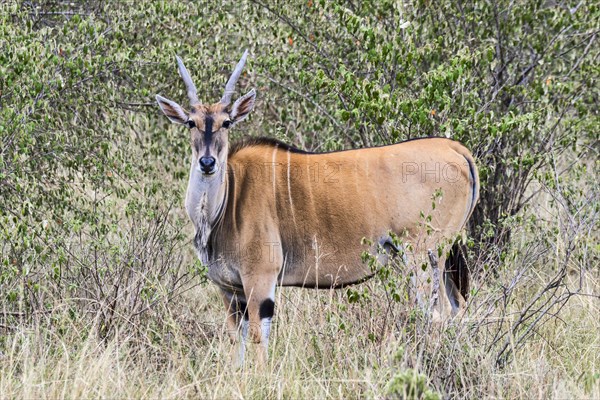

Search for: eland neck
xmin=185 ymin=156 xmax=228 ymax=263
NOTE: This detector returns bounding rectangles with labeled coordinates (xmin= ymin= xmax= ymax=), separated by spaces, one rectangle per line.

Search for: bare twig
xmin=261 ymin=74 xmax=347 ymax=135
xmin=427 ymin=250 xmax=440 ymax=311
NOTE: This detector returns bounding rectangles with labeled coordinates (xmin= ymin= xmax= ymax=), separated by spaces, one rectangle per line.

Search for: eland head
xmin=156 ymin=50 xmax=255 ymax=178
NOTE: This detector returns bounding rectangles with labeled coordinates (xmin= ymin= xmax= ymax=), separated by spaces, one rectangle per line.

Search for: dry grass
xmin=1 ymin=262 xmax=598 ymax=399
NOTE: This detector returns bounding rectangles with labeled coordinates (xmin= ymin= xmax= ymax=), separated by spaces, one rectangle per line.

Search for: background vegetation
xmin=0 ymin=0 xmax=598 ymax=398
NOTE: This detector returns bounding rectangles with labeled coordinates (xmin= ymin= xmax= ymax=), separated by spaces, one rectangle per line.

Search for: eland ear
xmin=156 ymin=95 xmax=189 ymax=124
xmin=230 ymin=89 xmax=256 ymax=124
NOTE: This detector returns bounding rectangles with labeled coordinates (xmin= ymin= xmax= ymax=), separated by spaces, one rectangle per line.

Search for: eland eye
xmin=222 ymin=120 xmax=232 ymax=129
xmin=186 ymin=120 xmax=196 ymax=129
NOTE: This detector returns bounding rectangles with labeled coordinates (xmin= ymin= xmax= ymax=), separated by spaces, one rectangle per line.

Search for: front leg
xmin=241 ymin=272 xmax=278 ymax=367
xmin=220 ymin=289 xmax=249 ymax=368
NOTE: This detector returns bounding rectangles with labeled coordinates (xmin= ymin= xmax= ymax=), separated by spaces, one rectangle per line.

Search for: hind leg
xmin=444 ymin=260 xmax=467 ymax=317
xmin=431 ymin=253 xmax=454 ymax=322
xmin=445 ymin=276 xmax=466 ymax=316
xmin=406 ymin=247 xmax=456 ymax=323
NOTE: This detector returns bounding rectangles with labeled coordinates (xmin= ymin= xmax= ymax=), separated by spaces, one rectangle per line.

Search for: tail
xmin=445 ymin=242 xmax=470 ymax=302
xmin=463 ymin=152 xmax=480 ymax=225
xmin=445 ymin=143 xmax=479 ymax=306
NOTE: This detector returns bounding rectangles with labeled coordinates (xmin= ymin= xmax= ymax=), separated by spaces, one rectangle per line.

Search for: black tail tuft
xmin=445 ymin=242 xmax=470 ymax=301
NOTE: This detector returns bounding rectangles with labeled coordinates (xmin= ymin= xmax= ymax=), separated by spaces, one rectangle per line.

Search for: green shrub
xmin=387 ymin=368 xmax=441 ymax=400
xmin=0 ymin=1 xmax=597 ymax=397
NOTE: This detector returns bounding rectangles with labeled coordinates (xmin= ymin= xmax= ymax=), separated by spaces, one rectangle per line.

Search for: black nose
xmin=199 ymin=156 xmax=216 ymax=174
